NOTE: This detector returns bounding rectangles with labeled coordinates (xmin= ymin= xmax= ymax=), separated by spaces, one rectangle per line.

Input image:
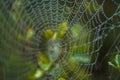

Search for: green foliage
xmin=70 ymin=43 xmax=89 ymax=54
xmin=85 ymin=1 xmax=102 ymax=13
xmin=44 ymin=29 xmax=54 ymax=40
xmin=55 ymin=21 xmax=68 ymax=39
xmin=69 ymin=23 xmax=90 ymax=64
xmin=65 ymin=6 xmax=71 ymax=12
xmin=57 ymin=77 xmax=65 ymax=80
xmin=28 ymin=69 xmax=43 ymax=80
xmin=16 ymin=27 xmax=35 ymax=42
xmin=25 ymin=27 xmax=35 ymax=41
xmin=44 ymin=21 xmax=68 ymax=40
xmin=70 ymin=54 xmax=90 ymax=63
xmin=3 ymin=52 xmax=36 ymax=80
xmin=71 ymin=24 xmax=88 ymax=42
xmin=12 ymin=0 xmax=21 ymax=11
xmin=11 ymin=0 xmax=22 ymax=22
xmin=108 ymin=54 xmax=120 ymax=71
xmin=38 ymin=53 xmax=52 ymax=71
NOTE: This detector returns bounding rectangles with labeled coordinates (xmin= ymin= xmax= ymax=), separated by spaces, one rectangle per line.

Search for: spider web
xmin=0 ymin=0 xmax=120 ymax=80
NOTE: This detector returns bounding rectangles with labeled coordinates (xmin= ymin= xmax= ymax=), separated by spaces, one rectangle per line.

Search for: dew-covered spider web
xmin=0 ymin=0 xmax=120 ymax=80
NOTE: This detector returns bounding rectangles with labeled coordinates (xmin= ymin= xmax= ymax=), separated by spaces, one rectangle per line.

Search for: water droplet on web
xmin=110 ymin=26 xmax=115 ymax=30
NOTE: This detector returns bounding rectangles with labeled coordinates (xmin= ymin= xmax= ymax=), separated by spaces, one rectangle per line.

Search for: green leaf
xmin=71 ymin=24 xmax=88 ymax=42
xmin=58 ymin=77 xmax=65 ymax=80
xmin=70 ymin=44 xmax=89 ymax=54
xmin=65 ymin=6 xmax=71 ymax=12
xmin=16 ymin=34 xmax=24 ymax=41
xmin=25 ymin=28 xmax=35 ymax=41
xmin=115 ymin=54 xmax=120 ymax=67
xmin=55 ymin=22 xmax=68 ymax=39
xmin=70 ymin=54 xmax=90 ymax=63
xmin=38 ymin=53 xmax=52 ymax=71
xmin=44 ymin=29 xmax=54 ymax=40
xmin=108 ymin=62 xmax=117 ymax=68
xmin=85 ymin=2 xmax=102 ymax=13
xmin=108 ymin=54 xmax=120 ymax=71
xmin=13 ymin=0 xmax=21 ymax=11
xmin=34 ymin=69 xmax=43 ymax=79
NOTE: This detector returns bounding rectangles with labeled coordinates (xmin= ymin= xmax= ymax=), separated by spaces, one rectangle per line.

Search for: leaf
xmin=85 ymin=2 xmax=102 ymax=13
xmin=34 ymin=69 xmax=43 ymax=79
xmin=108 ymin=54 xmax=120 ymax=71
xmin=38 ymin=53 xmax=52 ymax=71
xmin=70 ymin=44 xmax=89 ymax=54
xmin=38 ymin=53 xmax=50 ymax=64
xmin=11 ymin=12 xmax=18 ymax=21
xmin=67 ymin=60 xmax=89 ymax=79
xmin=44 ymin=29 xmax=54 ymax=40
xmin=4 ymin=52 xmax=35 ymax=80
xmin=65 ymin=6 xmax=71 ymax=12
xmin=13 ymin=0 xmax=21 ymax=11
xmin=61 ymin=72 xmax=67 ymax=79
xmin=70 ymin=54 xmax=90 ymax=63
xmin=71 ymin=24 xmax=82 ymax=37
xmin=71 ymin=24 xmax=88 ymax=42
xmin=25 ymin=27 xmax=34 ymax=41
xmin=28 ymin=70 xmax=36 ymax=80
xmin=55 ymin=22 xmax=68 ymax=39
xmin=108 ymin=62 xmax=117 ymax=69
xmin=80 ymin=44 xmax=89 ymax=53
xmin=16 ymin=34 xmax=24 ymax=41
xmin=58 ymin=77 xmax=65 ymax=80
xmin=115 ymin=54 xmax=120 ymax=67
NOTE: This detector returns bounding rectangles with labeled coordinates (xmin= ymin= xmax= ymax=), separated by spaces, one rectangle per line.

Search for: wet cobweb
xmin=0 ymin=0 xmax=120 ymax=80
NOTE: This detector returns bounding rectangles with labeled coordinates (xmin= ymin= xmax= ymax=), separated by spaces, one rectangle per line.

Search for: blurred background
xmin=0 ymin=0 xmax=120 ymax=80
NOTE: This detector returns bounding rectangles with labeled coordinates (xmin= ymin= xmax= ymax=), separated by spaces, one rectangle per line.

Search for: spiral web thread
xmin=0 ymin=0 xmax=120 ymax=80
